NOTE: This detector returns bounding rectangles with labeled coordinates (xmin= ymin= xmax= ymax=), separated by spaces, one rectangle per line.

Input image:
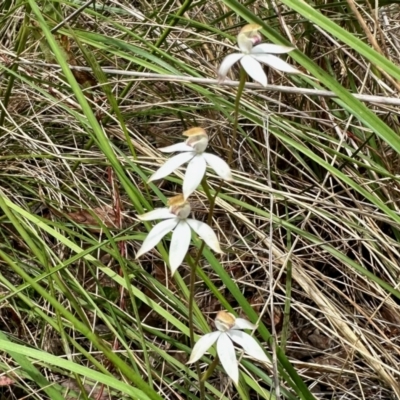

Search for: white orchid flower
xmin=218 ymin=23 xmax=300 ymax=87
xmin=188 ymin=311 xmax=269 ymax=384
xmin=148 ymin=127 xmax=233 ymax=200
xmin=135 ymin=194 xmax=223 ymax=275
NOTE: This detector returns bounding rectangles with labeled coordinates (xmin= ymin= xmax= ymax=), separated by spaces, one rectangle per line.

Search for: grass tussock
xmin=1 ymin=0 xmax=400 ymax=399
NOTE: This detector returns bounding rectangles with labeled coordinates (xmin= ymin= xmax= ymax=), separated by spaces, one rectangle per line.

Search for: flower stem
xmin=201 ymin=178 xmax=219 ymax=225
xmin=188 ymin=180 xmax=221 ymax=397
xmin=188 ymin=246 xmax=206 ymax=400
xmin=201 ymin=355 xmax=219 ymax=383
xmin=227 ymin=66 xmax=247 ymax=166
xmin=187 ymin=178 xmax=221 ymax=398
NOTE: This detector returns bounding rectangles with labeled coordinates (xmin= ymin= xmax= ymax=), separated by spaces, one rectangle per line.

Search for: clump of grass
xmin=1 ymin=0 xmax=400 ymax=399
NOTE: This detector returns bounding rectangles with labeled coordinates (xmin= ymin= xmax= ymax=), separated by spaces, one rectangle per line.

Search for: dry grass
xmin=1 ymin=0 xmax=400 ymax=399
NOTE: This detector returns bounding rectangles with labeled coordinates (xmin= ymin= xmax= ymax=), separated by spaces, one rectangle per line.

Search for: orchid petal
xmin=217 ymin=53 xmax=243 ymax=82
xmin=148 ymin=152 xmax=194 ymax=182
xmin=136 ymin=219 xmax=178 ymax=259
xmin=138 ymin=208 xmax=176 ymax=221
xmin=217 ymin=333 xmax=239 ymax=384
xmin=159 ymin=143 xmax=194 ymax=153
xmin=227 ymin=330 xmax=269 ymax=363
xmin=183 ymin=155 xmax=207 ymax=199
xmin=186 ymin=219 xmax=223 ymax=253
xmin=169 ymin=221 xmax=191 ymax=275
xmin=240 ymin=55 xmax=267 ymax=87
xmin=251 ymin=44 xmax=294 ymax=54
xmin=188 ymin=331 xmax=221 ymax=363
xmin=203 ymin=153 xmax=233 ymax=181
xmin=232 ymin=318 xmax=257 ymax=330
xmin=252 ymin=54 xmax=300 ymax=74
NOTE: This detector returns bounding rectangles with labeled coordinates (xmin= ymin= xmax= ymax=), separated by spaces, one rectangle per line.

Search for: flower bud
xmin=215 ymin=311 xmax=236 ymax=332
xmin=168 ymin=194 xmax=191 ymax=219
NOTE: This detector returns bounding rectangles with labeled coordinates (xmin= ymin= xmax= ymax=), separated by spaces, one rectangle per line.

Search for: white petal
xmin=138 ymin=208 xmax=176 ymax=221
xmin=188 ymin=331 xmax=221 ymax=364
xmin=202 ymin=153 xmax=233 ymax=181
xmin=232 ymin=318 xmax=257 ymax=330
xmin=148 ymin=152 xmax=194 ymax=182
xmin=159 ymin=143 xmax=194 ymax=153
xmin=186 ymin=219 xmax=222 ymax=253
xmin=217 ymin=333 xmax=239 ymax=384
xmin=183 ymin=155 xmax=207 ymax=199
xmin=227 ymin=330 xmax=269 ymax=363
xmin=251 ymin=44 xmax=294 ymax=54
xmin=217 ymin=53 xmax=244 ymax=82
xmin=252 ymin=54 xmax=300 ymax=74
xmin=240 ymin=55 xmax=267 ymax=87
xmin=136 ymin=219 xmax=178 ymax=259
xmin=169 ymin=221 xmax=191 ymax=275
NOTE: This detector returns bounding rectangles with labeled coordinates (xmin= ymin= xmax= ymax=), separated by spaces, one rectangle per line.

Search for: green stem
xmin=186 ymin=179 xmax=221 ymax=398
xmin=188 ymin=245 xmax=206 ymax=400
xmin=227 ymin=66 xmax=247 ymax=165
xmin=186 ymin=179 xmax=224 ymax=397
xmin=201 ymin=355 xmax=220 ymax=383
xmin=202 ymin=178 xmax=223 ymax=230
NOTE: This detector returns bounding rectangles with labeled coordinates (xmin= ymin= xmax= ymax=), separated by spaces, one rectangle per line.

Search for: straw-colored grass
xmin=1 ymin=0 xmax=400 ymax=399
